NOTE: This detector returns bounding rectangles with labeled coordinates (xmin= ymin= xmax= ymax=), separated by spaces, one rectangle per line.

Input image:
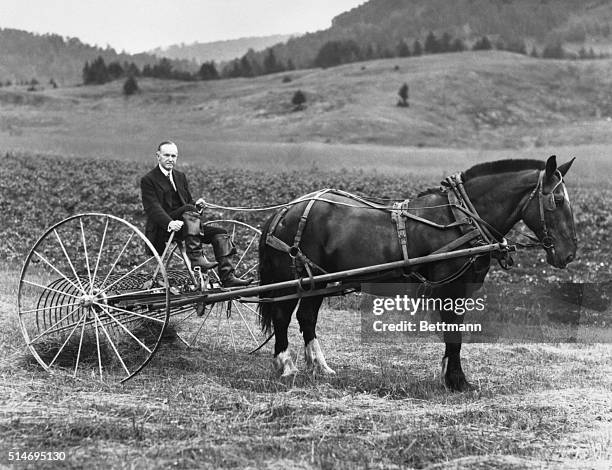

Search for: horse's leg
xmin=296 ymin=295 xmax=336 ymax=375
xmin=271 ymin=298 xmax=300 ymax=377
xmin=439 ymin=307 xmax=474 ymax=392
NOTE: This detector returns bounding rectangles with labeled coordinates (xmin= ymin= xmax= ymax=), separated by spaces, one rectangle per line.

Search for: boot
xmin=211 ymin=234 xmax=253 ymax=287
xmin=182 ymin=211 xmax=218 ymax=271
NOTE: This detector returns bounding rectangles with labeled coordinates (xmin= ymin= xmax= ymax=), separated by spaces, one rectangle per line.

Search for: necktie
xmin=167 ymin=171 xmax=177 ymax=192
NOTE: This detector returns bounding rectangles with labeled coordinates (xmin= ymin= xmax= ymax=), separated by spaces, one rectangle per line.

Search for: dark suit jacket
xmin=141 ymin=166 xmax=194 ymax=253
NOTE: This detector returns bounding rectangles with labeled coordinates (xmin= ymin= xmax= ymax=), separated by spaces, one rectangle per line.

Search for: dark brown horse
xmin=258 ymin=156 xmax=577 ymax=391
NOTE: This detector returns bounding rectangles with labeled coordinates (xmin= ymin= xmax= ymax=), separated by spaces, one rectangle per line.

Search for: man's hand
xmin=168 ymin=220 xmax=184 ymax=232
xmin=195 ymin=198 xmax=206 ymax=209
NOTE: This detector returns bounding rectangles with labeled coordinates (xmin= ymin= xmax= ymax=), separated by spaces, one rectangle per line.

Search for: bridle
xmin=518 ymin=169 xmax=577 ymax=255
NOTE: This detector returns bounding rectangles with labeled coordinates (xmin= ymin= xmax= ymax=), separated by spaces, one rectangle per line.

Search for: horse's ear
xmin=545 ymin=155 xmax=557 ymax=179
xmin=558 ymin=157 xmax=576 ymax=176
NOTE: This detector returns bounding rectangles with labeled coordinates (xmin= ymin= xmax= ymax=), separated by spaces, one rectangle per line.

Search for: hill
xmin=257 ymin=0 xmax=612 ymax=68
xmin=3 ymin=51 xmax=612 ymax=162
xmin=150 ymin=34 xmax=295 ymax=63
xmin=0 ymin=28 xmax=197 ymax=86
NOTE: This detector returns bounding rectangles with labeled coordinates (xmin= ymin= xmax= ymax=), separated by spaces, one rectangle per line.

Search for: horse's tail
xmin=258 ymin=213 xmax=277 ymax=334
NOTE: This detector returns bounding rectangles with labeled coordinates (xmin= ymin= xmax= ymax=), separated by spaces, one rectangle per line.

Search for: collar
xmin=158 ymin=165 xmax=172 ymax=178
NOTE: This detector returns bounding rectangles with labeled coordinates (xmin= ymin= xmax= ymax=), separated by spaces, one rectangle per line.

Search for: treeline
xmin=80 ymin=32 xmax=608 ymax=86
xmin=82 ymin=56 xmax=220 ymax=85
xmin=228 ymin=31 xmax=608 ymax=78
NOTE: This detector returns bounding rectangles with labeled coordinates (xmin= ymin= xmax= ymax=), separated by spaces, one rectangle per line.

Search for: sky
xmin=0 ymin=0 xmax=366 ymax=53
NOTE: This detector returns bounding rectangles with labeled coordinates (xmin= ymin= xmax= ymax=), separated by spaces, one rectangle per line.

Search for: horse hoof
xmin=274 ymin=350 xmax=298 ymax=377
xmin=281 ymin=366 xmax=298 ymax=378
xmin=445 ymin=375 xmax=476 ymax=392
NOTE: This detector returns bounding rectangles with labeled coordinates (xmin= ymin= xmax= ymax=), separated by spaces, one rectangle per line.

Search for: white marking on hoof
xmin=273 ymin=350 xmax=298 ymax=377
xmin=304 ymin=339 xmax=336 ymax=375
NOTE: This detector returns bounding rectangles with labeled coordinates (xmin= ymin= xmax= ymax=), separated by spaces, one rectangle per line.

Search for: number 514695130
xmin=8 ymin=451 xmax=66 ymax=461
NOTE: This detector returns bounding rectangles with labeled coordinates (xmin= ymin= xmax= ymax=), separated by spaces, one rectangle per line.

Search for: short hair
xmin=157 ymin=140 xmax=176 ymax=151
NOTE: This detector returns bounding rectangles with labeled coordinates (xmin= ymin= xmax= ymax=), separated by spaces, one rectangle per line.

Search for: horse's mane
xmin=416 ymin=159 xmax=545 ymax=197
xmin=462 ymin=159 xmax=545 ymax=181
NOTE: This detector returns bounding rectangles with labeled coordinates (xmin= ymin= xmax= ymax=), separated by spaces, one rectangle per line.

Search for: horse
xmin=258 ymin=156 xmax=577 ymax=391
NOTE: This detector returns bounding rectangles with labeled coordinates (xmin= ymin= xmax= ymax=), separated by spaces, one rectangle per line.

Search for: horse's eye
xmin=554 ymin=194 xmax=564 ymax=207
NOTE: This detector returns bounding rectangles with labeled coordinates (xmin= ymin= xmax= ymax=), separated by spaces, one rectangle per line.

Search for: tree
xmin=542 ymin=42 xmax=565 ymax=59
xmin=198 ymin=61 xmax=219 ymax=80
xmin=123 ymin=76 xmax=139 ymax=96
xmin=397 ymin=82 xmax=409 ymax=107
xmin=314 ymin=40 xmax=361 ymax=68
xmin=530 ymin=46 xmax=539 ymax=58
xmin=240 ymin=55 xmax=254 ymax=77
xmin=396 ymin=39 xmax=411 ymax=57
xmin=472 ymin=36 xmax=492 ymax=51
xmin=107 ymin=61 xmax=124 ymax=80
xmin=451 ymin=38 xmax=466 ymax=52
xmin=440 ymin=32 xmax=452 ymax=53
xmin=83 ymin=56 xmax=110 ymax=84
xmin=264 ymin=49 xmax=283 ymax=74
xmin=424 ymin=31 xmax=440 ymax=54
xmin=292 ymin=90 xmax=306 ymax=110
xmin=412 ymin=39 xmax=423 ymax=56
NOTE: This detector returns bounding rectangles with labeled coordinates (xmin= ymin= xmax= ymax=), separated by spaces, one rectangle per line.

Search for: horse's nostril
xmin=566 ymin=254 xmax=575 ymax=263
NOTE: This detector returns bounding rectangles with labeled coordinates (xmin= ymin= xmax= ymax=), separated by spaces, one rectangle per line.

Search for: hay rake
xmin=18 ymin=213 xmax=512 ymax=384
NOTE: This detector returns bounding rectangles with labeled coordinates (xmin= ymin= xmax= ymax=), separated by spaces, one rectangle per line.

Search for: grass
xmin=1 ymin=268 xmax=611 ymax=469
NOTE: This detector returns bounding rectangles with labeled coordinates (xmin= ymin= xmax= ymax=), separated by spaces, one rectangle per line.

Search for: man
xmin=140 ymin=140 xmax=252 ymax=287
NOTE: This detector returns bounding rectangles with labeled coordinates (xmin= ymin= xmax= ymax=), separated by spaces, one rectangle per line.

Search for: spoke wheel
xmin=172 ymin=220 xmax=271 ymax=353
xmin=18 ymin=214 xmax=170 ymax=383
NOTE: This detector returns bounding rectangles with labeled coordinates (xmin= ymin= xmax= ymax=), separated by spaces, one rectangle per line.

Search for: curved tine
xmin=212 ymin=305 xmax=224 ymax=351
xmin=29 ymin=303 xmax=83 ymax=344
xmin=99 ymin=232 xmax=135 ymax=290
xmin=92 ymin=310 xmax=131 ymax=376
xmin=236 ymin=301 xmax=262 ymax=319
xmin=98 ymin=256 xmax=156 ymax=295
xmin=73 ymin=310 xmax=88 ymax=377
xmin=239 ymin=263 xmax=258 ymax=279
xmin=48 ymin=314 xmax=87 ymax=369
xmin=226 ymin=312 xmax=237 ymax=352
xmin=53 ymin=229 xmax=87 ymax=292
xmin=232 ymin=300 xmax=259 ymax=345
xmin=96 ymin=304 xmax=153 ymax=354
xmin=21 ymin=279 xmax=82 ymax=301
xmin=33 ymin=250 xmax=84 ymax=294
xmin=92 ymin=301 xmax=166 ymax=324
xmin=231 ymin=224 xmax=236 ymax=243
xmin=21 ymin=300 xmax=82 ymax=315
xmin=187 ymin=306 xmax=213 ymax=347
xmin=91 ymin=217 xmax=109 ymax=291
xmin=93 ymin=311 xmax=104 ymax=380
xmin=173 ymin=307 xmax=197 ymax=327
xmin=79 ymin=219 xmax=93 ymax=292
xmin=234 ymin=233 xmax=258 ymax=271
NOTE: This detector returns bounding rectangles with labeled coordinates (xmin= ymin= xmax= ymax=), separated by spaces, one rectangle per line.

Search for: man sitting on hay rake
xmin=140 ymin=140 xmax=252 ymax=288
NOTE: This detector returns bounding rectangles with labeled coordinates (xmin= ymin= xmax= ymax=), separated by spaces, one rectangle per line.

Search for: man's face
xmin=156 ymin=143 xmax=178 ymax=171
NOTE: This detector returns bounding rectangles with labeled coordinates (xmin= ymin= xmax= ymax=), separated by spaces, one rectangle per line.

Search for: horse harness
xmin=517 ymin=169 xmax=577 ymax=258
xmin=264 ymin=168 xmax=569 ymax=288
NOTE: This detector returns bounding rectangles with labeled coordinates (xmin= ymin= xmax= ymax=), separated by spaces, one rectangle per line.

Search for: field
xmin=1 ymin=51 xmax=612 ymax=469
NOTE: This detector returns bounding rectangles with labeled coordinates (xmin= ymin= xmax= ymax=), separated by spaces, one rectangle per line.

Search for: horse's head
xmin=520 ymin=155 xmax=577 ymax=269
